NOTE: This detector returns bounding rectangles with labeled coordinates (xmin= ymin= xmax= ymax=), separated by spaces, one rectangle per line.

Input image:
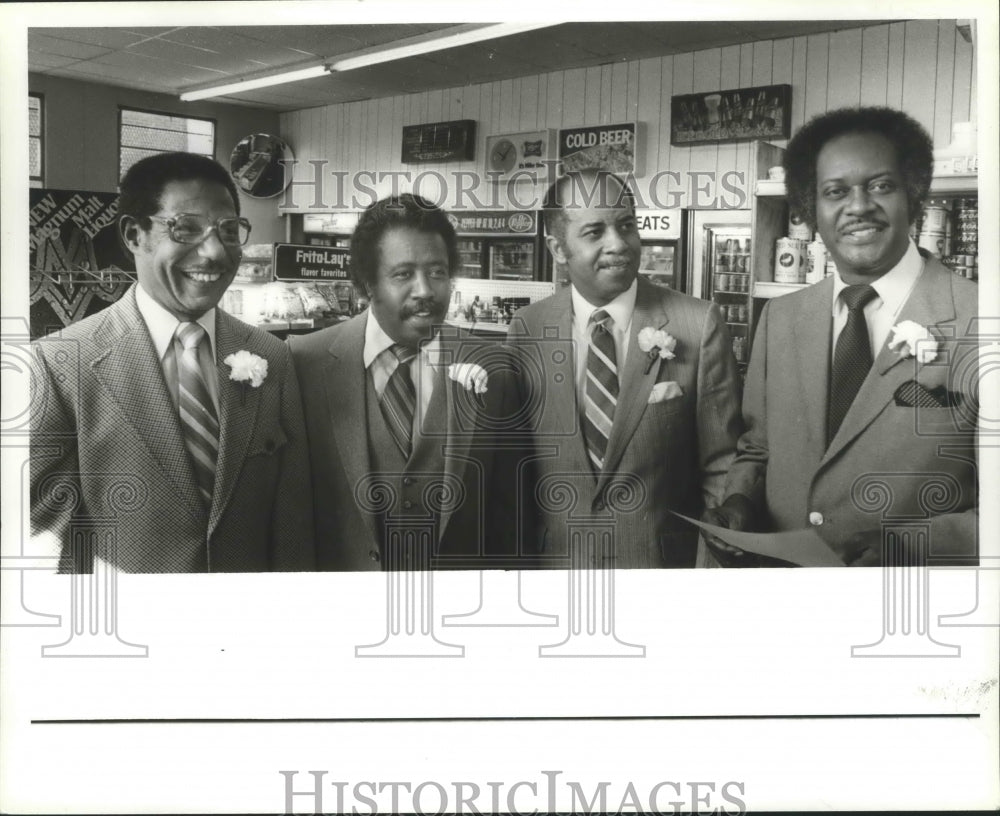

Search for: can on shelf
xmin=774 ymin=237 xmax=807 ymax=283
xmin=917 ymin=230 xmax=946 ymax=258
xmin=788 ymin=212 xmax=812 ymax=241
xmin=717 ymin=273 xmax=730 ymax=292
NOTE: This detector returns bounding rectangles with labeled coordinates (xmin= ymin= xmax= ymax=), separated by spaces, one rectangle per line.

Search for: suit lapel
xmin=89 ymin=288 xmax=205 ymax=522
xmin=793 ymin=279 xmax=834 ymax=466
xmin=822 ymin=260 xmax=955 ymax=465
xmin=208 ymin=312 xmax=262 ymax=535
xmin=432 ymin=346 xmax=467 ymax=538
xmin=326 ymin=313 xmax=379 ymax=543
xmin=600 ymin=279 xmax=665 ymax=481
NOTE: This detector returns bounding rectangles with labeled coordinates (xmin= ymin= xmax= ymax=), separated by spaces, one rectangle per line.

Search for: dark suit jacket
xmin=30 ymin=285 xmax=316 ymax=572
xmin=508 ymin=276 xmax=743 ymax=568
xmin=725 ymin=257 xmax=978 ymax=561
xmin=289 ymin=312 xmax=524 ymax=571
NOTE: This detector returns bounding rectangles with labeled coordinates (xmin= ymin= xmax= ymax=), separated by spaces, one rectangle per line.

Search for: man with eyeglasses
xmin=30 ymin=152 xmax=315 ymax=572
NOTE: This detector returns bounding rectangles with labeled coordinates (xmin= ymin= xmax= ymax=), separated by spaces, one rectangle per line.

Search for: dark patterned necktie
xmin=175 ymin=322 xmax=219 ymax=509
xmin=380 ymin=344 xmax=418 ymax=458
xmin=828 ymin=284 xmax=878 ymax=443
xmin=583 ymin=309 xmax=619 ymax=471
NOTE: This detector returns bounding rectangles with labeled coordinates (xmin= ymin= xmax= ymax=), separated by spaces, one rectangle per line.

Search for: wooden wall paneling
xmin=689 ymin=48 xmax=721 ymax=207
xmin=670 ymin=52 xmax=694 ymax=182
xmin=733 ymin=42 xmax=756 ymax=206
xmin=543 ymin=70 xmax=563 ymax=130
xmin=637 ymin=57 xmax=663 ymax=188
xmin=626 ymin=60 xmax=640 ymax=124
xmin=599 ymin=63 xmax=613 ymax=125
xmin=951 ymin=24 xmax=973 ymax=126
xmin=860 ymin=24 xmax=890 ymax=107
xmin=520 ymin=74 xmax=539 ymax=130
xmin=561 ymin=68 xmax=587 ymax=127
xmin=657 ymin=56 xmax=674 ymax=190
xmin=901 ymin=20 xmax=940 ymax=136
xmin=612 ymin=61 xmax=630 ymax=124
xmin=770 ymin=36 xmax=794 ymax=150
xmin=826 ymin=28 xmax=863 ymax=111
xmin=789 ymin=36 xmax=808 ymax=134
xmin=716 ymin=45 xmax=743 ymax=205
xmin=886 ymin=21 xmax=906 ymax=109
xmin=933 ymin=21 xmax=958 ymax=147
xmin=803 ymin=34 xmax=830 ymax=123
xmin=583 ymin=65 xmax=602 ymax=124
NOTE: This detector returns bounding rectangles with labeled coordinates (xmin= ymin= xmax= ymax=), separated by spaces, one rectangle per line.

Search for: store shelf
xmin=756 ymin=174 xmax=978 ymax=198
xmin=755 ymin=179 xmax=787 ymax=197
xmin=753 ymin=281 xmax=809 ymax=299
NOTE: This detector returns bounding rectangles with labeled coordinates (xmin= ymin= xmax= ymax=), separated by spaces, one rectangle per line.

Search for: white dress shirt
xmin=363 ymin=310 xmax=442 ymax=425
xmin=135 ymin=284 xmax=219 ymax=413
xmin=571 ymin=278 xmax=637 ymax=406
xmin=831 ymin=239 xmax=924 ymax=361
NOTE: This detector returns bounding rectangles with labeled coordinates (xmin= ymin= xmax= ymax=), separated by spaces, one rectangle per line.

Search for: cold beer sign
xmin=558 ymin=122 xmax=639 ymax=175
xmin=273 ymin=243 xmax=351 ymax=282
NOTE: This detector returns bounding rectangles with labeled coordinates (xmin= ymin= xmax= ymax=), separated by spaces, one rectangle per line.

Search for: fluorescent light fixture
xmin=180 ymin=22 xmax=559 ymax=102
xmin=181 ymin=64 xmax=330 ymax=101
xmin=328 ymin=22 xmax=559 ymax=72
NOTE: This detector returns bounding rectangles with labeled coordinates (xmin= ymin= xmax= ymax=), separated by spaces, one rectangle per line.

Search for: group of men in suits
xmin=29 ymin=105 xmax=979 ymax=572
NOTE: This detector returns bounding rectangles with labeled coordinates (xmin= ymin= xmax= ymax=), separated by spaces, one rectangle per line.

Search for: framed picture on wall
xmin=670 ymin=83 xmax=791 ymax=146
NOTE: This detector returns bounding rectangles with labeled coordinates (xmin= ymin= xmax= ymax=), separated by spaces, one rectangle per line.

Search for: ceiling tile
xmin=27 ymin=32 xmax=114 ymax=60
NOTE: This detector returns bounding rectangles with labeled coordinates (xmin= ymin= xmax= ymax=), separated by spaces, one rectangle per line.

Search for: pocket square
xmin=894 ymin=380 xmax=958 ymax=408
xmin=649 ymin=381 xmax=684 ymax=403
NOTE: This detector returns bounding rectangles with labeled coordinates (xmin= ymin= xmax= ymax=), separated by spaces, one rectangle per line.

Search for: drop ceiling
xmin=29 ymin=21 xmax=889 ymax=112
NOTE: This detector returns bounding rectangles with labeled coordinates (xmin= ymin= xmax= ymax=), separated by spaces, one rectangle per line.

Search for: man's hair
xmin=118 ymin=152 xmax=240 ymax=227
xmin=783 ymin=106 xmax=934 ymax=227
xmin=542 ymin=169 xmax=635 ymax=242
xmin=349 ymin=193 xmax=458 ymax=291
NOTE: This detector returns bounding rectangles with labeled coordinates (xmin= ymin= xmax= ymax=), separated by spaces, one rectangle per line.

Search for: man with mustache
xmin=704 ymin=107 xmax=979 ymax=566
xmin=509 ymin=169 xmax=742 ymax=568
xmin=31 ymin=152 xmax=315 ymax=572
xmin=290 ymin=194 xmax=522 ymax=570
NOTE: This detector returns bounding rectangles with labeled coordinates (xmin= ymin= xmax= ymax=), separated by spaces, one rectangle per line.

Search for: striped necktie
xmin=828 ymin=284 xmax=878 ymax=443
xmin=583 ymin=309 xmax=619 ymax=472
xmin=176 ymin=322 xmax=219 ymax=509
xmin=380 ymin=344 xmax=418 ymax=459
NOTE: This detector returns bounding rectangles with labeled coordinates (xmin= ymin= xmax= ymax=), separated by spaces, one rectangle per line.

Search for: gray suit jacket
xmin=30 ymin=285 xmax=316 ymax=572
xmin=289 ymin=312 xmax=524 ymax=571
xmin=508 ymin=277 xmax=743 ymax=568
xmin=725 ymin=257 xmax=978 ymax=560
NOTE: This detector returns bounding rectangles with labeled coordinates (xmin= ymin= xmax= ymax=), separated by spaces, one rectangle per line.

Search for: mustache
xmin=400 ymin=298 xmax=447 ymax=319
xmin=839 ymin=219 xmax=887 ymax=232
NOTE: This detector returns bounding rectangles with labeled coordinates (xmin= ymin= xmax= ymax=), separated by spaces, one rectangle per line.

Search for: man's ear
xmin=119 ymin=215 xmax=143 ymax=254
xmin=546 ymin=233 xmax=568 ymax=266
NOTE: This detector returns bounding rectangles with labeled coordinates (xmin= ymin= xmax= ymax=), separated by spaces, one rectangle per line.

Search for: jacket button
xmin=403 ymin=477 xmax=414 ymax=486
xmin=369 ymin=550 xmax=380 ymax=562
xmin=809 ymin=511 xmax=824 ymax=526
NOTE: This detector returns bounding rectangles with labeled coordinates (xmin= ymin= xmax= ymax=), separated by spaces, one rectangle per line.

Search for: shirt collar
xmin=831 ymin=239 xmax=924 ymax=316
xmin=135 ymin=283 xmax=216 ymax=362
xmin=362 ymin=309 xmax=441 ymax=369
xmin=571 ymin=277 xmax=638 ymax=334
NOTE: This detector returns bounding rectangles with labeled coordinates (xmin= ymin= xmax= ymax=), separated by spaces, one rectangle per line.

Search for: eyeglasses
xmin=148 ymin=213 xmax=252 ymax=247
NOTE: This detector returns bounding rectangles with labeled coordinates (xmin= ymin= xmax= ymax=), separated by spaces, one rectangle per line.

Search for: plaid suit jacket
xmin=30 ymin=285 xmax=316 ymax=572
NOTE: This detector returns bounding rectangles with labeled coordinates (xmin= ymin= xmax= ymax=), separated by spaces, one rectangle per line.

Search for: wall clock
xmin=484 ymin=129 xmax=555 ymax=182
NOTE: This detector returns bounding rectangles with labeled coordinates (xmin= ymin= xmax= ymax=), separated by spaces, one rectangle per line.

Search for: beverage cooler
xmin=450 ymin=210 xmax=542 ymax=280
xmin=298 ymin=211 xmax=360 ymax=248
xmin=684 ymin=209 xmax=753 ymax=370
xmin=635 ymin=208 xmax=682 ymax=290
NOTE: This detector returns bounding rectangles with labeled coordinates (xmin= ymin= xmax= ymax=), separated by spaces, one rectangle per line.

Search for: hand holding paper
xmin=678 ymin=511 xmax=847 ymax=567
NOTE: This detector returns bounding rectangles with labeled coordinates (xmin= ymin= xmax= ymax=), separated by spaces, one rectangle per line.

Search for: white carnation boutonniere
xmin=887 ymin=321 xmax=939 ymax=365
xmin=224 ymin=350 xmax=268 ymax=404
xmin=448 ymin=363 xmax=489 ymax=398
xmin=637 ymin=326 xmax=677 ymax=375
